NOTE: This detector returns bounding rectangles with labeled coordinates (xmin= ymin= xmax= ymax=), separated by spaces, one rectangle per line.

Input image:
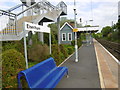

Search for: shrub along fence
xmin=1 ymin=37 xmax=82 ymax=88
xmin=2 ymin=49 xmax=26 ymax=88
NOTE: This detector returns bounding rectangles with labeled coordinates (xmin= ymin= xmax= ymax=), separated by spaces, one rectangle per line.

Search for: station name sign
xmin=27 ymin=23 xmax=40 ymax=30
xmin=24 ymin=22 xmax=50 ymax=33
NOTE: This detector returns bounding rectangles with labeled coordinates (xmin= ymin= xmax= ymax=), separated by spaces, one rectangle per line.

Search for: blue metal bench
xmin=17 ymin=57 xmax=68 ymax=89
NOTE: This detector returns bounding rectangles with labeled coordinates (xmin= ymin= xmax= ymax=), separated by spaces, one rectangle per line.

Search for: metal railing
xmin=0 ymin=0 xmax=67 ymax=39
xmin=56 ymin=1 xmax=67 ymax=15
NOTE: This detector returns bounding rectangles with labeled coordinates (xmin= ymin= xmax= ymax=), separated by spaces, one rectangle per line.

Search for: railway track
xmin=96 ymin=39 xmax=120 ymax=61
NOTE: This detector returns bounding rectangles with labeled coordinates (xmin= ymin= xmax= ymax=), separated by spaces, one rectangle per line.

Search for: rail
xmin=0 ymin=0 xmax=67 ymax=39
xmin=96 ymin=39 xmax=120 ymax=61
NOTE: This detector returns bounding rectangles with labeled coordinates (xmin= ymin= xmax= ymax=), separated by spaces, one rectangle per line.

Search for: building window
xmin=68 ymin=33 xmax=72 ymax=41
xmin=62 ymin=33 xmax=66 ymax=41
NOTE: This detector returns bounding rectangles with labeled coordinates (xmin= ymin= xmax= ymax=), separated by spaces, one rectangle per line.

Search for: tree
xmin=101 ymin=26 xmax=112 ymax=37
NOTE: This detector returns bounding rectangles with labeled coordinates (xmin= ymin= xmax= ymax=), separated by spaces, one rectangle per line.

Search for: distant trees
xmin=116 ymin=19 xmax=120 ymax=39
xmin=101 ymin=26 xmax=112 ymax=37
xmin=93 ymin=20 xmax=120 ymax=43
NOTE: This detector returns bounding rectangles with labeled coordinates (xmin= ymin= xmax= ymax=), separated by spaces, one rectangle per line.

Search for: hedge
xmin=2 ymin=49 xmax=26 ymax=88
xmin=28 ymin=44 xmax=49 ymax=62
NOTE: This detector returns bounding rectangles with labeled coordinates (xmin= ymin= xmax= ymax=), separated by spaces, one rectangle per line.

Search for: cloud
xmin=0 ymin=0 xmax=119 ymax=32
xmin=65 ymin=1 xmax=118 ymax=32
xmin=48 ymin=0 xmax=119 ymax=3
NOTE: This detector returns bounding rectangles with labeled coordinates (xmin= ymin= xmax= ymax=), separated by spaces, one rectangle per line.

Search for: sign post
xmin=23 ymin=22 xmax=51 ymax=69
xmin=73 ymin=0 xmax=78 ymax=62
xmin=23 ymin=23 xmax=28 ymax=69
xmin=49 ymin=31 xmax=51 ymax=54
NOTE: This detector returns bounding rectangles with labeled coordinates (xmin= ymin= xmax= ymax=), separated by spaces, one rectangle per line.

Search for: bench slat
xmin=17 ymin=57 xmax=68 ymax=89
xmin=45 ymin=67 xmax=68 ymax=88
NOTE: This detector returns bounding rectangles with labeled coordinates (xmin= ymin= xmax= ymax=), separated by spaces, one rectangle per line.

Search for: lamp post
xmin=74 ymin=0 xmax=78 ymax=62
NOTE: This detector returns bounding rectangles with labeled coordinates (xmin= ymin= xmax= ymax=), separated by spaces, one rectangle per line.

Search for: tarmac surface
xmin=56 ymin=41 xmax=101 ymax=88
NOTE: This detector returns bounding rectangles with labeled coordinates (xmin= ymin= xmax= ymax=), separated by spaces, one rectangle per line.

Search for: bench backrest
xmin=18 ymin=57 xmax=56 ymax=88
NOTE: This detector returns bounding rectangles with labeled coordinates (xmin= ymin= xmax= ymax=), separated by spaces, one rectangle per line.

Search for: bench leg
xmin=66 ymin=71 xmax=69 ymax=78
xmin=67 ymin=75 xmax=69 ymax=78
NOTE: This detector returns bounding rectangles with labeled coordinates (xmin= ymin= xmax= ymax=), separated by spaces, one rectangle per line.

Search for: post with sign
xmin=73 ymin=0 xmax=78 ymax=62
xmin=49 ymin=31 xmax=52 ymax=55
xmin=23 ymin=22 xmax=29 ymax=69
xmin=23 ymin=22 xmax=51 ymax=69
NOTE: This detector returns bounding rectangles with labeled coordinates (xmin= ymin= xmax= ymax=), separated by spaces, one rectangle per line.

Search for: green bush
xmin=51 ymin=44 xmax=75 ymax=66
xmin=61 ymin=44 xmax=74 ymax=55
xmin=2 ymin=49 xmax=26 ymax=88
xmin=77 ymin=38 xmax=82 ymax=48
xmin=59 ymin=44 xmax=68 ymax=58
xmin=28 ymin=44 xmax=49 ymax=62
xmin=71 ymin=40 xmax=75 ymax=46
xmin=71 ymin=39 xmax=82 ymax=48
xmin=2 ymin=41 xmax=24 ymax=55
xmin=67 ymin=46 xmax=74 ymax=55
xmin=51 ymin=44 xmax=61 ymax=65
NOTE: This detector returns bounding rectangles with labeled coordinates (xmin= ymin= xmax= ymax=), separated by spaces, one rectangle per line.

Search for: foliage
xmin=51 ymin=44 xmax=75 ymax=66
xmin=111 ymin=31 xmax=119 ymax=42
xmin=116 ymin=20 xmax=120 ymax=42
xmin=44 ymin=33 xmax=49 ymax=45
xmin=80 ymin=33 xmax=86 ymax=40
xmin=92 ymin=33 xmax=102 ymax=39
xmin=59 ymin=44 xmax=68 ymax=58
xmin=2 ymin=49 xmax=26 ymax=88
xmin=93 ymin=22 xmax=120 ymax=43
xmin=51 ymin=44 xmax=61 ymax=65
xmin=28 ymin=62 xmax=38 ymax=68
xmin=101 ymin=26 xmax=112 ymax=37
xmin=48 ymin=23 xmax=58 ymax=35
xmin=51 ymin=32 xmax=57 ymax=44
xmin=2 ymin=41 xmax=24 ymax=55
xmin=93 ymin=20 xmax=120 ymax=43
xmin=77 ymin=38 xmax=82 ymax=47
xmin=63 ymin=45 xmax=74 ymax=55
xmin=71 ymin=38 xmax=82 ymax=48
xmin=28 ymin=44 xmax=49 ymax=62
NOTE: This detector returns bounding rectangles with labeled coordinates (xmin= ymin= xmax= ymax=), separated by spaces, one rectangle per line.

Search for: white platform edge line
xmin=98 ymin=40 xmax=120 ymax=65
xmin=58 ymin=44 xmax=83 ymax=67
xmin=94 ymin=40 xmax=105 ymax=89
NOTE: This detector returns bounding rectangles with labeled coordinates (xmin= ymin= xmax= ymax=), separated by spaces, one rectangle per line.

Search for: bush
xmin=71 ymin=38 xmax=82 ymax=48
xmin=67 ymin=46 xmax=74 ymax=55
xmin=51 ymin=44 xmax=61 ymax=65
xmin=2 ymin=41 xmax=24 ymax=55
xmin=77 ymin=38 xmax=82 ymax=47
xmin=59 ymin=44 xmax=68 ymax=58
xmin=62 ymin=44 xmax=74 ymax=55
xmin=28 ymin=44 xmax=49 ymax=62
xmin=51 ymin=44 xmax=75 ymax=66
xmin=2 ymin=49 xmax=26 ymax=88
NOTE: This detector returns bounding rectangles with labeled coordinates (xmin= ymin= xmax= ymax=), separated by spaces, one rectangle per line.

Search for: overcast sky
xmin=0 ymin=0 xmax=119 ymax=32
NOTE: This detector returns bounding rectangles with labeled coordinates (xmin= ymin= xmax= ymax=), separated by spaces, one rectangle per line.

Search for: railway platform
xmin=94 ymin=39 xmax=119 ymax=88
xmin=56 ymin=38 xmax=119 ymax=89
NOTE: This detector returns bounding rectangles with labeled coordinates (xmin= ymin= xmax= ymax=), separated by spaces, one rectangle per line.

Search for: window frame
xmin=62 ymin=33 xmax=66 ymax=41
xmin=68 ymin=33 xmax=72 ymax=41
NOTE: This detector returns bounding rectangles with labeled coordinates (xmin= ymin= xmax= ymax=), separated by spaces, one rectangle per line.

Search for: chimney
xmin=69 ymin=21 xmax=75 ymax=28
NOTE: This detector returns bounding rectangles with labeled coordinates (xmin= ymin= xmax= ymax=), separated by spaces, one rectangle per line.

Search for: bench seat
xmin=17 ymin=57 xmax=68 ymax=89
